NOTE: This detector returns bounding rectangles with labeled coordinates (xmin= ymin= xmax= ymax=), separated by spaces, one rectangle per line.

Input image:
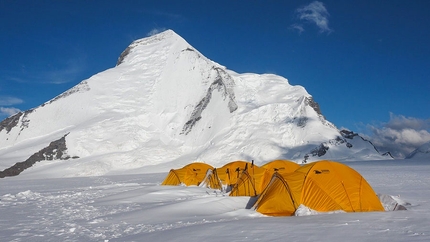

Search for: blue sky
xmin=1 ymin=0 xmax=429 ymax=158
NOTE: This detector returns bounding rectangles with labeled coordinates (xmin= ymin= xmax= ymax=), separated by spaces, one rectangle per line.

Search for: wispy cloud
xmin=0 ymin=96 xmax=23 ymax=106
xmin=363 ymin=113 xmax=430 ymax=158
xmin=0 ymin=107 xmax=21 ymax=117
xmin=0 ymin=96 xmax=23 ymax=119
xmin=3 ymin=56 xmax=86 ymax=85
xmin=292 ymin=1 xmax=333 ymax=34
xmin=290 ymin=24 xmax=305 ymax=34
xmin=147 ymin=28 xmax=167 ymax=37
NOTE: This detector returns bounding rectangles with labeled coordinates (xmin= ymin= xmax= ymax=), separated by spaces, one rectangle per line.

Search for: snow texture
xmin=0 ymin=159 xmax=429 ymax=241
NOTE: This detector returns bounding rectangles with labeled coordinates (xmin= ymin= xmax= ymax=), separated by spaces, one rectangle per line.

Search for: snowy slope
xmin=0 ymin=30 xmax=389 ymax=178
xmin=0 ymin=159 xmax=429 ymax=241
xmin=406 ymin=141 xmax=430 ymax=159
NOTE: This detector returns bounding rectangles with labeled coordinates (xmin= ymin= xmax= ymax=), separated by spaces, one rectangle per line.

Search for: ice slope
xmin=0 ymin=30 xmax=388 ymax=178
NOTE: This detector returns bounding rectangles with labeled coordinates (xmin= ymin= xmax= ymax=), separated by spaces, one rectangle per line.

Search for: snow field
xmin=0 ymin=159 xmax=429 ymax=242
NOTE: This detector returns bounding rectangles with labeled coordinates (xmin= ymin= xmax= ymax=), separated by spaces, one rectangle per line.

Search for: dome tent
xmin=261 ymin=159 xmax=300 ymax=174
xmin=230 ymin=160 xmax=300 ymax=197
xmin=213 ymin=160 xmax=252 ymax=190
xmin=229 ymin=163 xmax=272 ymax=197
xmin=254 ymin=160 xmax=384 ymax=216
xmin=161 ymin=162 xmax=214 ymax=187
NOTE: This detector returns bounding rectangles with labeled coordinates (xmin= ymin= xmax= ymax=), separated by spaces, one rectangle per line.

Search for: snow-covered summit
xmin=117 ymin=29 xmax=193 ymax=66
xmin=0 ymin=29 xmax=389 ymax=178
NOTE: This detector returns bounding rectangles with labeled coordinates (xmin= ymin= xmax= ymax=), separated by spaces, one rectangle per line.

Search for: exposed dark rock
xmin=302 ymin=130 xmax=393 ymax=162
xmin=297 ymin=117 xmax=308 ymax=128
xmin=311 ymin=143 xmax=329 ymax=157
xmin=340 ymin=129 xmax=358 ymax=139
xmin=340 ymin=130 xmax=391 ymax=157
xmin=44 ymin=81 xmax=90 ymax=106
xmin=182 ymin=47 xmax=194 ymax=52
xmin=181 ymin=67 xmax=237 ymax=135
xmin=0 ymin=108 xmax=35 ymax=135
xmin=116 ymin=46 xmax=132 ymax=66
xmin=382 ymin=152 xmax=394 ymax=158
xmin=0 ymin=112 xmax=23 ymax=133
xmin=305 ymin=97 xmax=323 ymax=117
xmin=0 ymin=133 xmax=78 ymax=178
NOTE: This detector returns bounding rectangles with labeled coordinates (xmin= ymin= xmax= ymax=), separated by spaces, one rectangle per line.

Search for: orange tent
xmin=255 ymin=160 xmax=384 ymax=216
xmin=261 ymin=159 xmax=300 ymax=174
xmin=230 ymin=160 xmax=300 ymax=197
xmin=161 ymin=162 xmax=214 ymax=187
xmin=229 ymin=164 xmax=272 ymax=197
xmin=214 ymin=160 xmax=252 ymax=189
xmin=199 ymin=167 xmax=223 ymax=190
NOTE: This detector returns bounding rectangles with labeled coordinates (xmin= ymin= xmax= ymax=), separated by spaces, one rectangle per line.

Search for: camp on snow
xmin=161 ymin=159 xmax=385 ymax=216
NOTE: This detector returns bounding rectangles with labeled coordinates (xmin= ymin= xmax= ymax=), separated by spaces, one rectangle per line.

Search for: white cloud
xmin=0 ymin=96 xmax=22 ymax=120
xmin=364 ymin=113 xmax=430 ymax=158
xmin=290 ymin=24 xmax=305 ymax=34
xmin=0 ymin=96 xmax=23 ymax=106
xmin=292 ymin=1 xmax=333 ymax=34
xmin=147 ymin=28 xmax=167 ymax=37
xmin=0 ymin=106 xmax=21 ymax=117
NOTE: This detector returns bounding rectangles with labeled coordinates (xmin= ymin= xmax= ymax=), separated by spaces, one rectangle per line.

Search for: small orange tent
xmin=161 ymin=162 xmax=214 ymax=187
xmin=214 ymin=160 xmax=252 ymax=189
xmin=255 ymin=160 xmax=384 ymax=216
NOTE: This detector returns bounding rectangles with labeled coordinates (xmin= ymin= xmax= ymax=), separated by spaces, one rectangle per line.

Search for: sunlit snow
xmin=0 ymin=159 xmax=429 ymax=241
xmin=1 ymin=30 xmax=427 ymax=241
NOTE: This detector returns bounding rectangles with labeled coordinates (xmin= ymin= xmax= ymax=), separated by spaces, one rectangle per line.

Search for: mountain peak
xmin=117 ymin=29 xmax=186 ymax=66
xmin=0 ymin=29 xmax=390 ymax=178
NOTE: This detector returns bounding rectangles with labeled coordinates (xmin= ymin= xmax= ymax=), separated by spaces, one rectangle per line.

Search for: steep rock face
xmin=0 ymin=30 xmax=389 ymax=177
xmin=0 ymin=134 xmax=77 ymax=178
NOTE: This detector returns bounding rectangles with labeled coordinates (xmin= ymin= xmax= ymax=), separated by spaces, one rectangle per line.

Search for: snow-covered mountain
xmin=406 ymin=141 xmax=430 ymax=159
xmin=0 ymin=30 xmax=389 ymax=178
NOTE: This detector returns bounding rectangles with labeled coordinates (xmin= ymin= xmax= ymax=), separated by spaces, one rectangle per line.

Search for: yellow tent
xmin=199 ymin=167 xmax=223 ymax=190
xmin=261 ymin=159 xmax=300 ymax=174
xmin=214 ymin=160 xmax=252 ymax=188
xmin=229 ymin=164 xmax=272 ymax=197
xmin=161 ymin=162 xmax=214 ymax=187
xmin=255 ymin=160 xmax=384 ymax=216
xmin=230 ymin=160 xmax=300 ymax=197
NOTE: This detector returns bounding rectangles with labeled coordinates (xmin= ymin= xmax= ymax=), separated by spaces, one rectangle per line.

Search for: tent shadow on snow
xmin=161 ymin=159 xmax=408 ymax=216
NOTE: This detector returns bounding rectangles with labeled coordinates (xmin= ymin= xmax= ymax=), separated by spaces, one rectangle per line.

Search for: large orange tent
xmin=161 ymin=162 xmax=214 ymax=187
xmin=261 ymin=159 xmax=300 ymax=174
xmin=254 ymin=160 xmax=384 ymax=216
